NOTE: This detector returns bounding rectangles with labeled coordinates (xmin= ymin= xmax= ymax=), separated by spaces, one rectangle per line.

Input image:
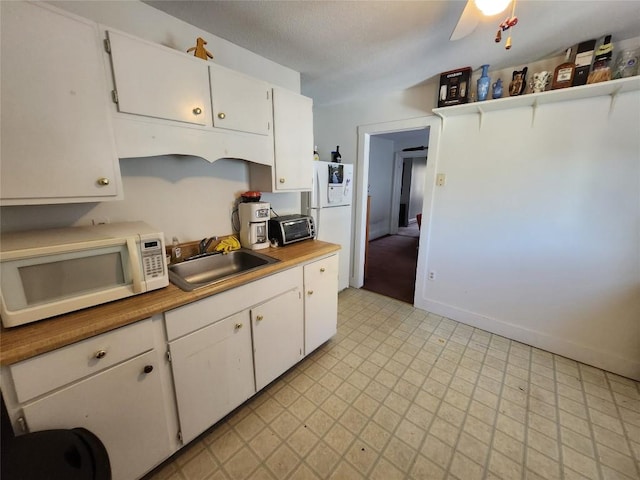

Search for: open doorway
xmin=362 ymin=134 xmax=427 ymax=303
xmin=351 ymin=116 xmax=441 ymax=306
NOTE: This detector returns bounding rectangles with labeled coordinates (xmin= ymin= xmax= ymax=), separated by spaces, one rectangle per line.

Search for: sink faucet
xmin=199 ymin=236 xmax=217 ymax=255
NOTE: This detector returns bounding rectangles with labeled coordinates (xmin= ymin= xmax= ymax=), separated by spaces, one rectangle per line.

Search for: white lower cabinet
xmin=1 ymin=256 xmax=338 ymax=479
xmin=252 ymin=288 xmax=304 ymax=391
xmin=168 ymin=310 xmax=255 ymax=444
xmin=10 ymin=347 xmax=172 ymax=480
xmin=304 ymin=254 xmax=339 ymax=354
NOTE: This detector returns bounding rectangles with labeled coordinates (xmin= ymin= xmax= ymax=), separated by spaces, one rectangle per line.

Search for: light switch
xmin=436 ymin=173 xmax=446 ymax=186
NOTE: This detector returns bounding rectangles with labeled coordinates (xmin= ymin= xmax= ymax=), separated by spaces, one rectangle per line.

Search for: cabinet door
xmin=252 ymin=288 xmax=304 ymax=390
xmin=0 ymin=2 xmax=120 ymax=204
xmin=21 ymin=351 xmax=172 ymax=480
xmin=210 ymin=64 xmax=271 ymax=135
xmin=304 ymin=255 xmax=339 ymax=354
xmin=107 ymin=31 xmax=211 ymax=126
xmin=272 ymin=87 xmax=314 ymax=191
xmin=169 ymin=311 xmax=255 ymax=444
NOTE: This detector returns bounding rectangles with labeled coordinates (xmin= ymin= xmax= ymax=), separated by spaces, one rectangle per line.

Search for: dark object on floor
xmin=1 ymin=397 xmax=111 ymax=480
xmin=364 ymin=230 xmax=419 ymax=304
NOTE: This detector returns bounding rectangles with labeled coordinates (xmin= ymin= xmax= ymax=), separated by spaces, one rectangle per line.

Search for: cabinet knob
xmin=279 ymin=178 xmax=286 ymax=184
xmin=96 ymin=177 xmax=110 ymax=186
xmin=320 ymin=268 xmax=326 ymax=272
xmin=256 ymin=315 xmax=264 ymax=321
xmin=218 ymin=112 xmax=226 ymax=119
xmin=193 ymin=107 xmax=202 ymax=115
xmin=143 ymin=365 xmax=154 ymax=374
xmin=94 ymin=349 xmax=107 ymax=359
xmin=307 ymin=290 xmax=314 ymax=295
xmin=235 ymin=323 xmax=243 ymax=329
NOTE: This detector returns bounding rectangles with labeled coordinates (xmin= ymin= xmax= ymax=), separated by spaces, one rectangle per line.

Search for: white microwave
xmin=0 ymin=221 xmax=168 ymax=328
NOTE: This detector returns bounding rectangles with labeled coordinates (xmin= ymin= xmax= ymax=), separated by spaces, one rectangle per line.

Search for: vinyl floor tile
xmin=144 ymin=288 xmax=640 ymax=480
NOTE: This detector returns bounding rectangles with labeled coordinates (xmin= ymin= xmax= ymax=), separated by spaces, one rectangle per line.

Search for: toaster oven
xmin=268 ymin=215 xmax=315 ymax=246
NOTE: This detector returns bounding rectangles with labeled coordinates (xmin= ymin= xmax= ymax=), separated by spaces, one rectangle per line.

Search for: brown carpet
xmin=363 ymin=224 xmax=419 ymax=304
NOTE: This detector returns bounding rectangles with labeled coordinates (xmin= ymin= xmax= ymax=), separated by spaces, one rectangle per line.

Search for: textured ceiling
xmin=144 ymin=1 xmax=640 ymax=106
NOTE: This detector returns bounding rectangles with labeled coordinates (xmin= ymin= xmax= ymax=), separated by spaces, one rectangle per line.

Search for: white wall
xmin=0 ymin=1 xmax=302 ymax=243
xmin=367 ymin=136 xmax=395 ymax=240
xmin=314 ymin=49 xmax=640 ymax=379
xmin=314 ymin=83 xmax=438 ymax=169
xmin=418 ymin=92 xmax=640 ymax=380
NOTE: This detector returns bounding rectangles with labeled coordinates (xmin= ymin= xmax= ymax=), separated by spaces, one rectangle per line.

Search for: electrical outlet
xmin=436 ymin=174 xmax=446 ymax=186
xmin=428 ymin=271 xmax=436 ymax=280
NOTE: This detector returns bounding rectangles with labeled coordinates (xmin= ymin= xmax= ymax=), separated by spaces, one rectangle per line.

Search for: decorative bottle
xmin=313 ymin=145 xmax=320 ymax=161
xmin=587 ymin=35 xmax=613 ymax=84
xmin=551 ymin=48 xmax=575 ymax=89
xmin=492 ymin=78 xmax=503 ymax=99
xmin=477 ymin=64 xmax=490 ymax=101
xmin=331 ymin=146 xmax=342 ymax=163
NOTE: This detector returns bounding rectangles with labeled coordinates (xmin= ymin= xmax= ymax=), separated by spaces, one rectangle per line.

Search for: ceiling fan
xmin=450 ymin=0 xmax=516 ymax=42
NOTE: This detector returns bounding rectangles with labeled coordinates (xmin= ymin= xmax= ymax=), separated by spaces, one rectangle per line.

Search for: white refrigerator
xmin=303 ymin=161 xmax=354 ymax=291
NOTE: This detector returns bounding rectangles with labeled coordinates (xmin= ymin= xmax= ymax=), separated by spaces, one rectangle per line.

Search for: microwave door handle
xmin=127 ymin=238 xmax=144 ymax=294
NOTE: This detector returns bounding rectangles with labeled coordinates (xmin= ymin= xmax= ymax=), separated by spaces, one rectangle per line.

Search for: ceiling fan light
xmin=474 ymin=0 xmax=511 ymax=16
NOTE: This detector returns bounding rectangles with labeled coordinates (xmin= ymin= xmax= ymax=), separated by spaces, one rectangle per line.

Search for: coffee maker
xmin=239 ymin=201 xmax=270 ymax=250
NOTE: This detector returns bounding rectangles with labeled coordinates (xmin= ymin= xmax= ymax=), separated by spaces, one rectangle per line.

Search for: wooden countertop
xmin=0 ymin=240 xmax=340 ymax=365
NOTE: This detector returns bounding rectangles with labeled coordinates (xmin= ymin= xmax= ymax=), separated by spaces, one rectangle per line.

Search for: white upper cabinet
xmin=0 ymin=2 xmax=121 ymax=205
xmin=249 ymin=87 xmax=314 ymax=192
xmin=210 ymin=64 xmax=271 ymax=135
xmin=273 ymin=87 xmax=314 ymax=191
xmin=107 ymin=30 xmax=211 ymax=126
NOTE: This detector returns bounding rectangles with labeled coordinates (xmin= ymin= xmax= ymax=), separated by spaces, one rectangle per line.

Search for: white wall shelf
xmin=433 ymin=76 xmax=640 ymax=129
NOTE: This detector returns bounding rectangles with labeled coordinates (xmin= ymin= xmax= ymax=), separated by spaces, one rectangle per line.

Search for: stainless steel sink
xmin=168 ymin=249 xmax=280 ymax=291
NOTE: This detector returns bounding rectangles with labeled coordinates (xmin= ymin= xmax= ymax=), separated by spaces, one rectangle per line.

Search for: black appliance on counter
xmin=269 ymin=215 xmax=316 ymax=246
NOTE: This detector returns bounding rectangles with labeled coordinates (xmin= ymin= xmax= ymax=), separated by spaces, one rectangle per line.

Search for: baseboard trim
xmin=415 ymin=298 xmax=640 ymax=381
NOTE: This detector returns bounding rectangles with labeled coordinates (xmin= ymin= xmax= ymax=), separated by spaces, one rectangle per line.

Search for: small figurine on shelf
xmin=492 ymin=78 xmax=503 ymax=99
xmin=187 ymin=37 xmax=214 ymax=61
xmin=509 ymin=67 xmax=528 ymax=96
xmin=532 ymin=71 xmax=551 ymax=93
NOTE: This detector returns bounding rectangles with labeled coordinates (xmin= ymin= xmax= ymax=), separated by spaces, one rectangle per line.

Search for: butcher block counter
xmin=0 ymin=240 xmax=340 ymax=365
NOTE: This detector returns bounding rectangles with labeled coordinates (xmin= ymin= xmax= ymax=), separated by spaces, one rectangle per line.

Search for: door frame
xmin=352 ymin=116 xmax=441 ymax=295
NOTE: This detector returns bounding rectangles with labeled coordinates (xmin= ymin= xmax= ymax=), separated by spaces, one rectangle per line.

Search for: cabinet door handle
xmin=235 ymin=323 xmax=243 ymax=329
xmin=143 ymin=365 xmax=154 ymax=374
xmin=307 ymin=290 xmax=314 ymax=295
xmin=193 ymin=107 xmax=202 ymax=115
xmin=256 ymin=315 xmax=263 ymax=321
xmin=96 ymin=177 xmax=110 ymax=186
xmin=94 ymin=349 xmax=107 ymax=359
xmin=279 ymin=178 xmax=286 ymax=184
xmin=320 ymin=268 xmax=326 ymax=272
xmin=217 ymin=112 xmax=226 ymax=119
